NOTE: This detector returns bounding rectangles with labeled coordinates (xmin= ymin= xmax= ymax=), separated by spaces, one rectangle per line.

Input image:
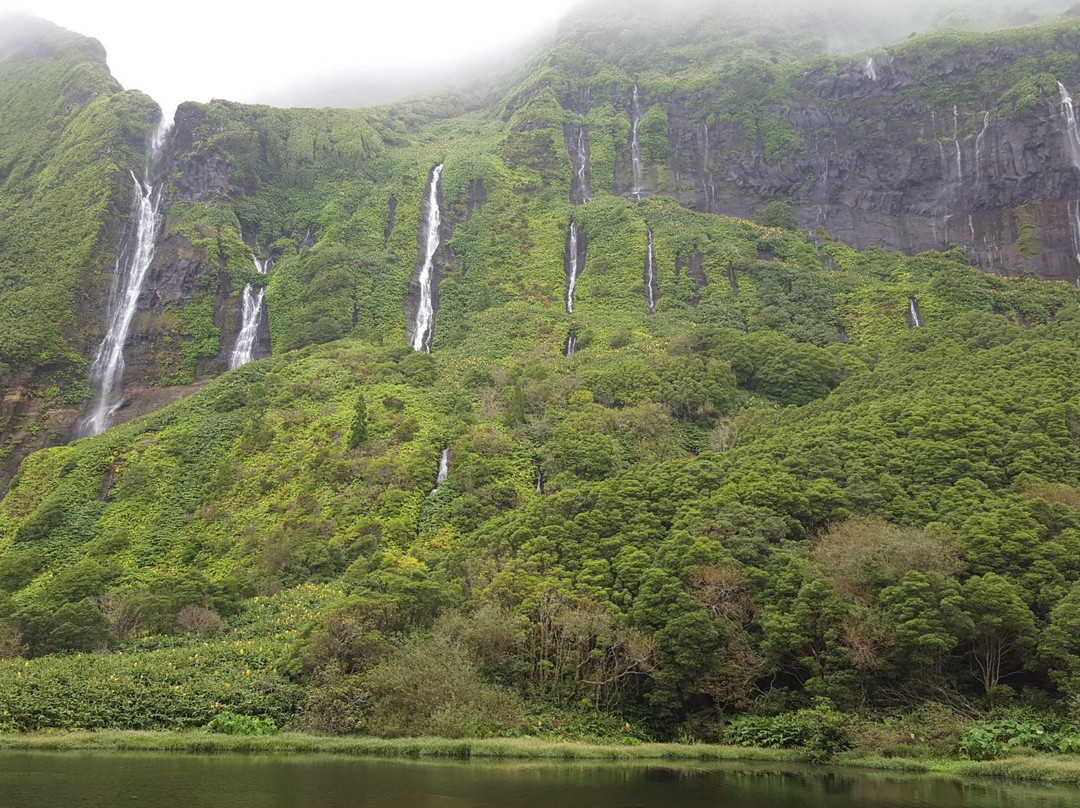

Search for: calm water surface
xmin=0 ymin=752 xmax=1078 ymax=808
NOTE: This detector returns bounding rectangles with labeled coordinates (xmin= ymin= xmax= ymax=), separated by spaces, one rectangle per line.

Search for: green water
xmin=0 ymin=752 xmax=1078 ymax=807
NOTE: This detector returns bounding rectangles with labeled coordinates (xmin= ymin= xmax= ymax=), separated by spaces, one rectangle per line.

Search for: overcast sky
xmin=0 ymin=0 xmax=577 ymax=113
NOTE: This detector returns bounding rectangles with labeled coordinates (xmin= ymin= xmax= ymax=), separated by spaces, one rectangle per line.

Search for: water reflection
xmin=0 ymin=752 xmax=1078 ymax=808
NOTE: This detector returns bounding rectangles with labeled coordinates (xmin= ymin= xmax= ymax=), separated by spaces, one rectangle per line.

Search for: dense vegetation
xmin=9 ymin=0 xmax=1080 ymax=764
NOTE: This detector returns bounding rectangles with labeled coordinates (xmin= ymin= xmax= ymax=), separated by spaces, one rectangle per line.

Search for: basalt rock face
xmin=653 ymin=32 xmax=1080 ymax=283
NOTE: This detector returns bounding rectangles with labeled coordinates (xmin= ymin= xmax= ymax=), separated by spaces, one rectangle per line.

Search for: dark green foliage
xmin=348 ymin=394 xmax=368 ymax=449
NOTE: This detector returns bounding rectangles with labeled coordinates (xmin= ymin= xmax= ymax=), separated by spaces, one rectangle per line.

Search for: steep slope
xmin=9 ymin=3 xmax=1080 ymax=746
xmin=0 ymin=13 xmax=158 ymax=479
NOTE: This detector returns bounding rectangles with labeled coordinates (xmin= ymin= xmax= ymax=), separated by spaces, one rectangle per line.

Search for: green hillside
xmin=5 ymin=1 xmax=1080 ymax=761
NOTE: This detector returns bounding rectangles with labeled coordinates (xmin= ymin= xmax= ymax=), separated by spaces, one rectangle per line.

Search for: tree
xmin=347 ymin=393 xmax=368 ymax=449
xmin=962 ymin=573 xmax=1037 ymax=706
xmin=877 ymin=571 xmax=971 ymax=673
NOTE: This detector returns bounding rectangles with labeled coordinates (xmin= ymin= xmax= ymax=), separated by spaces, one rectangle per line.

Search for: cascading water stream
xmin=81 ymin=119 xmax=170 ymax=437
xmin=974 ymin=111 xmax=990 ymax=178
xmin=863 ymin=57 xmax=877 ymax=81
xmin=630 ymin=85 xmax=643 ymax=199
xmin=574 ymin=127 xmax=591 ymax=204
xmin=566 ymin=221 xmax=580 ymax=314
xmin=953 ymin=105 xmax=963 ymax=185
xmin=908 ymin=297 xmax=924 ymax=328
xmin=565 ymin=332 xmax=579 ymax=357
xmin=229 ymin=257 xmax=269 ymax=370
xmin=411 ymin=164 xmax=444 ymax=353
xmin=535 ymin=469 xmax=545 ymax=494
xmin=644 ymin=229 xmax=657 ymax=315
xmin=1059 ymin=82 xmax=1080 ymax=171
xmin=431 ymin=447 xmax=450 ymax=493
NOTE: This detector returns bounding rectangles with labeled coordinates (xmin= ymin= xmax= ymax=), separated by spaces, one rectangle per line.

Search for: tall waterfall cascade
xmin=630 ymin=85 xmax=643 ymax=199
xmin=863 ymin=57 xmax=877 ymax=81
xmin=411 ymin=164 xmax=444 ymax=353
xmin=566 ymin=221 xmax=581 ymax=314
xmin=644 ymin=229 xmax=657 ymax=315
xmin=230 ymin=257 xmax=269 ymax=370
xmin=81 ymin=119 xmax=170 ymax=437
xmin=1059 ymin=82 xmax=1080 ymax=171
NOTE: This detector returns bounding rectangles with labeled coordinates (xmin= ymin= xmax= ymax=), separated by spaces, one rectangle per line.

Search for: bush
xmin=364 ymin=636 xmax=525 ymax=738
xmin=206 ymin=712 xmax=278 ymax=735
xmin=958 ymin=719 xmax=1074 ymax=760
xmin=723 ymin=701 xmax=853 ymax=761
xmin=176 ymin=605 xmax=226 ymax=636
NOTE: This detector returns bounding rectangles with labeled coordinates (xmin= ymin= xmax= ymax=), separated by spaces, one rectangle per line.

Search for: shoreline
xmin=2 ymin=731 xmax=1080 ymax=785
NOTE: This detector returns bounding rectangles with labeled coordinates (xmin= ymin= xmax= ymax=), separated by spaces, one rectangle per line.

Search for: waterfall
xmin=430 ymin=447 xmax=450 ymax=493
xmin=81 ymin=119 xmax=170 ymax=437
xmin=974 ymin=111 xmax=990 ymax=178
xmin=630 ymin=85 xmax=643 ymax=199
xmin=1059 ymin=82 xmax=1080 ymax=171
xmin=566 ymin=221 xmax=581 ymax=314
xmin=411 ymin=164 xmax=444 ymax=353
xmin=644 ymin=229 xmax=658 ymax=315
xmin=229 ymin=257 xmax=269 ymax=370
xmin=864 ymin=57 xmax=877 ymax=81
xmin=567 ymin=125 xmax=592 ymax=205
xmin=1069 ymin=201 xmax=1080 ymax=265
xmin=565 ymin=331 xmax=578 ymax=357
xmin=908 ymin=297 xmax=924 ymax=328
xmin=953 ymin=105 xmax=963 ymax=185
xmin=535 ymin=468 xmax=544 ymax=494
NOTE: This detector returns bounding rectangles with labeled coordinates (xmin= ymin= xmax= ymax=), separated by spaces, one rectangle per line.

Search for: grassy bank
xmin=5 ymin=731 xmax=1080 ymax=785
xmin=0 ymin=731 xmax=800 ymax=762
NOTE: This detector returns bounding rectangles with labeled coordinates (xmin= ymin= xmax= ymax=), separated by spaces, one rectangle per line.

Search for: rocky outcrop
xmin=654 ymin=32 xmax=1080 ymax=283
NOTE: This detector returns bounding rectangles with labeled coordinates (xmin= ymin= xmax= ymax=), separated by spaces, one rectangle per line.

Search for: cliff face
xmin=646 ymin=31 xmax=1080 ymax=282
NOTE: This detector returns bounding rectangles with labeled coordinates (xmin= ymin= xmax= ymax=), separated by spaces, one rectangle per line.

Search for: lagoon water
xmin=1 ymin=752 xmax=1079 ymax=808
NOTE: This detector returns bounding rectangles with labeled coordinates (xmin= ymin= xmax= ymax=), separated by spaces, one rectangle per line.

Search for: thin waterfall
xmin=81 ymin=119 xmax=170 ymax=437
xmin=432 ymin=447 xmax=450 ymax=493
xmin=229 ymin=257 xmax=269 ymax=370
xmin=630 ymin=85 xmax=643 ymax=199
xmin=566 ymin=221 xmax=581 ymax=314
xmin=974 ymin=111 xmax=990 ymax=178
xmin=535 ymin=468 xmax=544 ymax=494
xmin=953 ymin=105 xmax=963 ymax=185
xmin=565 ymin=331 xmax=579 ymax=357
xmin=411 ymin=164 xmax=444 ymax=353
xmin=437 ymin=447 xmax=450 ymax=484
xmin=566 ymin=125 xmax=592 ymax=205
xmin=644 ymin=229 xmax=658 ymax=315
xmin=1059 ymin=82 xmax=1080 ymax=171
xmin=1069 ymin=201 xmax=1080 ymax=264
xmin=908 ymin=297 xmax=924 ymax=328
xmin=864 ymin=57 xmax=877 ymax=81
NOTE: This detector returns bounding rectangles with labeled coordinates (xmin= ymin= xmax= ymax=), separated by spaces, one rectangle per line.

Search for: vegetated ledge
xmin=3 ymin=732 xmax=1080 ymax=785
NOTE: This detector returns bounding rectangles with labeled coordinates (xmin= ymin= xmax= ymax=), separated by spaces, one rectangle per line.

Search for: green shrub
xmin=205 ymin=712 xmax=278 ymax=736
